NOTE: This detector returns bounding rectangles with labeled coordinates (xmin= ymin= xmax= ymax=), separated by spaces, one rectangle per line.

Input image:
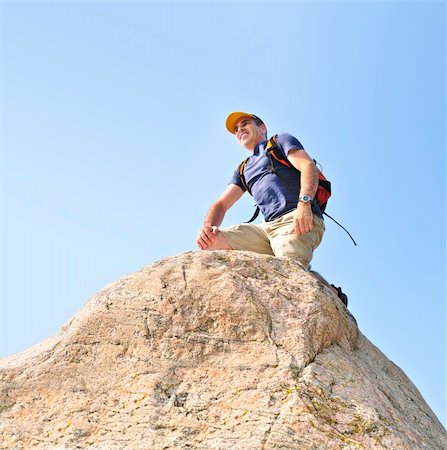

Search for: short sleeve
xmin=277 ymin=133 xmax=304 ymax=157
xmin=228 ymin=168 xmax=246 ymax=191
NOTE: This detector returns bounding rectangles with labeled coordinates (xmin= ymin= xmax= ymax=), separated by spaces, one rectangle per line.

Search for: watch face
xmin=301 ymin=195 xmax=312 ymax=202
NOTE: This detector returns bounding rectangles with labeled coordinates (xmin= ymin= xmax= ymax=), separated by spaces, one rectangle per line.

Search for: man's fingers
xmin=197 ymin=237 xmax=208 ymax=249
xmin=307 ymin=219 xmax=314 ymax=232
xmin=196 ymin=232 xmax=209 ymax=249
xmin=301 ymin=219 xmax=312 ymax=234
xmin=292 ymin=218 xmax=313 ymax=236
xmin=198 ymin=232 xmax=211 ymax=246
xmin=299 ymin=220 xmax=309 ymax=235
xmin=294 ymin=219 xmax=304 ymax=236
xmin=196 ymin=237 xmax=207 ymax=249
xmin=197 ymin=226 xmax=219 ymax=249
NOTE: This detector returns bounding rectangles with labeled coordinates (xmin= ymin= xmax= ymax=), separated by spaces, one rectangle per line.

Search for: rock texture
xmin=0 ymin=251 xmax=445 ymax=449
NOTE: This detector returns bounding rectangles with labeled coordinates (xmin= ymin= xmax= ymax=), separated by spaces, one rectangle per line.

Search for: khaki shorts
xmin=221 ymin=209 xmax=325 ymax=269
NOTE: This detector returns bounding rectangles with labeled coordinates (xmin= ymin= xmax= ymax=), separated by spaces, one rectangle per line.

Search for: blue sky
xmin=1 ymin=1 xmax=445 ymax=425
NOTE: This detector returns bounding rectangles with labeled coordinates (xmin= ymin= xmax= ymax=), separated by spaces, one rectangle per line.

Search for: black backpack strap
xmin=245 ymin=206 xmax=260 ymax=223
xmin=238 ymin=157 xmax=260 ymax=222
xmin=238 ymin=157 xmax=251 ymax=194
xmin=266 ymin=135 xmax=293 ymax=168
xmin=323 ymin=212 xmax=357 ymax=246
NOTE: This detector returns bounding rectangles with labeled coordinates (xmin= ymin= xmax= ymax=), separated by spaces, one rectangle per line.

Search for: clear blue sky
xmin=1 ymin=1 xmax=445 ymax=425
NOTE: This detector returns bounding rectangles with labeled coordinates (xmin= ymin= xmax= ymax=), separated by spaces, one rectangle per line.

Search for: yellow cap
xmin=225 ymin=111 xmax=264 ymax=134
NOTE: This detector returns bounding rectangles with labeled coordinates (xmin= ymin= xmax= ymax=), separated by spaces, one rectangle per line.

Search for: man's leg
xmin=266 ymin=211 xmax=325 ymax=268
xmin=206 ymin=223 xmax=275 ymax=256
xmin=265 ymin=212 xmax=348 ymax=305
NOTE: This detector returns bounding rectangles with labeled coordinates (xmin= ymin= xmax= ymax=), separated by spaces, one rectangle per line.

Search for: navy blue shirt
xmin=229 ymin=133 xmax=322 ymax=222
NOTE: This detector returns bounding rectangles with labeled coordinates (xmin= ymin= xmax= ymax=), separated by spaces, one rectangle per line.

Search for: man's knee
xmin=272 ymin=234 xmax=314 ymax=267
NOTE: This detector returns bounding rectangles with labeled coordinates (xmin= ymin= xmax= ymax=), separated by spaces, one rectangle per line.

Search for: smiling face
xmin=233 ymin=116 xmax=267 ymax=151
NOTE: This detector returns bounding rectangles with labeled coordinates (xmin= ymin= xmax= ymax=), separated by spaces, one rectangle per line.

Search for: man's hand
xmin=196 ymin=226 xmax=220 ymax=250
xmin=197 ymin=185 xmax=244 ymax=250
xmin=290 ymin=202 xmax=313 ymax=235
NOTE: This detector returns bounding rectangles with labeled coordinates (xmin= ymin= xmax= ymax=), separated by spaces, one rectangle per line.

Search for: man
xmin=196 ymin=112 xmax=347 ymax=305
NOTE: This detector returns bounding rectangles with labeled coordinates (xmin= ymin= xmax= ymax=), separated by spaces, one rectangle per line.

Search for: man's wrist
xmin=298 ymin=195 xmax=313 ymax=204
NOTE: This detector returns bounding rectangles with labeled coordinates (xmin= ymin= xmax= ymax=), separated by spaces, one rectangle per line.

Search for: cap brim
xmin=225 ymin=111 xmax=256 ymax=134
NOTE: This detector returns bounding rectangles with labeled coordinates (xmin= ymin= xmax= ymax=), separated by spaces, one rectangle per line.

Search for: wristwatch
xmin=299 ymin=195 xmax=313 ymax=204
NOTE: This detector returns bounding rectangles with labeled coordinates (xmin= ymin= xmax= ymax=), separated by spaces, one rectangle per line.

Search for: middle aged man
xmin=196 ymin=111 xmax=347 ymax=305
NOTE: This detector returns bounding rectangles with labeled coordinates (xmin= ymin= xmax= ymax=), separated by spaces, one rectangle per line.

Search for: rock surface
xmin=0 ymin=251 xmax=445 ymax=449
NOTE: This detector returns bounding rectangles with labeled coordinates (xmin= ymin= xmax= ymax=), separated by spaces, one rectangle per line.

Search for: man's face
xmin=234 ymin=117 xmax=266 ymax=151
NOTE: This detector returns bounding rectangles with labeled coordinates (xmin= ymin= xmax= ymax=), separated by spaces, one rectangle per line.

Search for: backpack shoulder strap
xmin=238 ymin=157 xmax=260 ymax=221
xmin=266 ymin=134 xmax=292 ymax=168
xmin=265 ymin=134 xmax=277 ymax=151
xmin=238 ymin=157 xmax=251 ymax=195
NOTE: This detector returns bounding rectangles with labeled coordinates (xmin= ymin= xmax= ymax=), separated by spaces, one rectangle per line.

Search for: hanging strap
xmin=323 ymin=212 xmax=358 ymax=246
xmin=246 ymin=206 xmax=260 ymax=223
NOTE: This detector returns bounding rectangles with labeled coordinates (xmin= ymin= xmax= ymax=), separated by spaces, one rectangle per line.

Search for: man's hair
xmin=253 ymin=116 xmax=264 ymax=127
xmin=252 ymin=116 xmax=268 ymax=138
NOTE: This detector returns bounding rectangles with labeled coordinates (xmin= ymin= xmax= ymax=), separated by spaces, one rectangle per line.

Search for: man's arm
xmin=196 ymin=184 xmax=244 ymax=250
xmin=287 ymin=148 xmax=319 ymax=236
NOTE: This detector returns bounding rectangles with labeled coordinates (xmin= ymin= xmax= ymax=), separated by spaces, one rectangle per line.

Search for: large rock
xmin=0 ymin=251 xmax=445 ymax=449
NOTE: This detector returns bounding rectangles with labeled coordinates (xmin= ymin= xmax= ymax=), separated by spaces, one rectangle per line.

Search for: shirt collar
xmin=253 ymin=138 xmax=268 ymax=155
